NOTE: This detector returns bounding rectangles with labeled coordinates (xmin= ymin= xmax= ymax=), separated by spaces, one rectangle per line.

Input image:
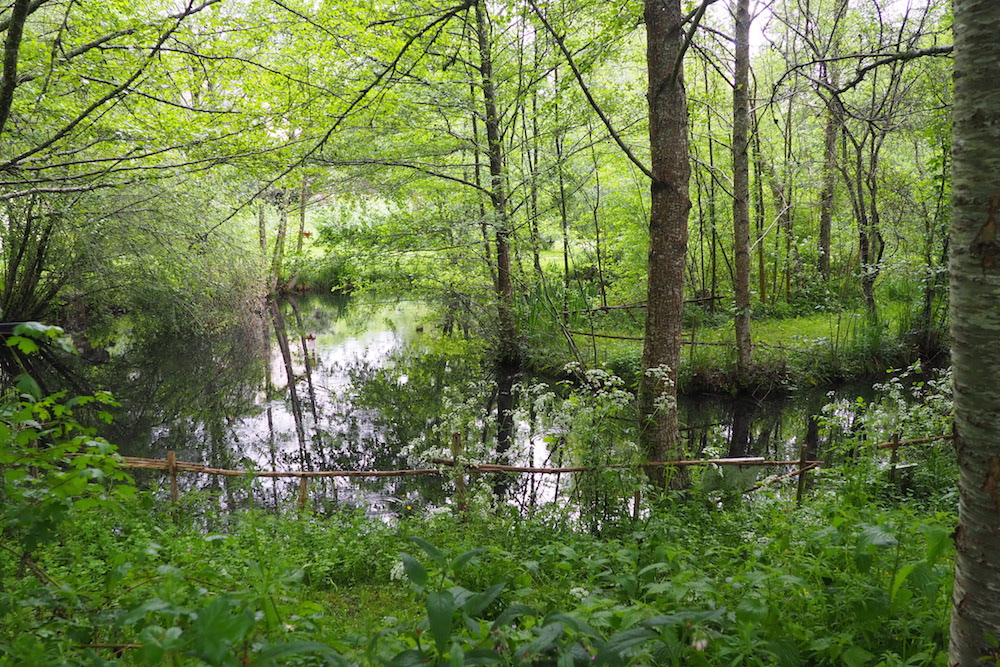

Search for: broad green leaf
xmin=464 ymin=582 xmax=506 ymax=617
xmin=491 ymin=603 xmax=535 ymax=631
xmin=427 ymin=590 xmax=456 ymax=653
xmin=8 ymin=336 xmax=39 ymax=354
xmin=890 ymin=563 xmax=917 ymax=602
xmin=596 ymin=627 xmax=657 ymax=666
xmin=516 ymin=621 xmax=564 ymax=661
xmin=462 ymin=647 xmax=504 ymax=665
xmin=449 ymin=642 xmax=464 ymax=667
xmin=920 ymin=524 xmax=952 ymax=564
xmin=13 ymin=322 xmax=63 ymax=338
xmin=451 ymin=547 xmax=487 ymax=572
xmin=545 ymin=612 xmax=600 ymax=638
xmin=388 ymin=649 xmax=431 ymax=667
xmin=401 ymin=553 xmax=427 ymax=587
xmin=409 ymin=536 xmax=447 ymax=566
xmin=842 ymin=646 xmax=875 ymax=667
xmin=14 ymin=374 xmax=41 ymax=400
xmin=252 ymin=640 xmax=346 ymax=666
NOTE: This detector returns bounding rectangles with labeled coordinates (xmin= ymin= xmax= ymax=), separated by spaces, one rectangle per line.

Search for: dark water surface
xmin=84 ymin=294 xmax=876 ymax=514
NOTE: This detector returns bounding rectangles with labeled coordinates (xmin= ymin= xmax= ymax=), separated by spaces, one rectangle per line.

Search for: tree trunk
xmin=818 ymin=98 xmax=839 ymax=279
xmin=638 ymin=0 xmax=691 ymax=489
xmin=731 ymin=0 xmax=752 ymax=378
xmin=815 ymin=0 xmax=847 ymax=280
xmin=473 ymin=0 xmax=518 ymax=475
xmin=704 ymin=60 xmax=719 ymax=313
xmin=948 ymin=1 xmax=1000 ymax=662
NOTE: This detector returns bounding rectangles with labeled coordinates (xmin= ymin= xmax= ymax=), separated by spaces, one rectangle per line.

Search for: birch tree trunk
xmin=949 ymin=1 xmax=1000 ymax=662
xmin=638 ymin=0 xmax=691 ymax=488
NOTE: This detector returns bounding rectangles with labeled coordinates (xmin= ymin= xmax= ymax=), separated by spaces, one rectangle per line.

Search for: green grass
xmin=527 ymin=301 xmax=929 ymax=393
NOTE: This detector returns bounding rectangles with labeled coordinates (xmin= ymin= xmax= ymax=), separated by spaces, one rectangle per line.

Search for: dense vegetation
xmin=0 ymin=322 xmax=960 ymax=664
xmin=4 ymin=0 xmax=999 ymax=663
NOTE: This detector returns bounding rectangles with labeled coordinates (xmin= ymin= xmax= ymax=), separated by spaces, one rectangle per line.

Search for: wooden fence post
xmin=298 ymin=476 xmax=309 ymax=513
xmin=888 ymin=432 xmax=900 ymax=484
xmin=167 ymin=451 xmax=179 ymax=506
xmin=451 ymin=432 xmax=467 ymax=521
xmin=795 ymin=444 xmax=809 ymax=505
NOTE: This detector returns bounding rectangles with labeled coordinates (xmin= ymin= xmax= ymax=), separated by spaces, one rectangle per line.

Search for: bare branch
xmin=526 ymin=0 xmax=653 ymax=180
xmin=834 ymin=45 xmax=952 ymax=94
xmin=315 ymin=157 xmax=490 ymax=195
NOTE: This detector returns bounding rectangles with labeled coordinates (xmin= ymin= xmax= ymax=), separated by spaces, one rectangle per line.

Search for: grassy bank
xmin=1 ymin=378 xmax=959 ymax=667
xmin=524 ymin=301 xmax=945 ymax=395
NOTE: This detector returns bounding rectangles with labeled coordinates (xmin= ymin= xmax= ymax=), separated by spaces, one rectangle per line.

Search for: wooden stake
xmin=451 ymin=432 xmax=467 ymax=521
xmin=795 ymin=444 xmax=808 ymax=505
xmin=888 ymin=432 xmax=900 ymax=484
xmin=167 ymin=451 xmax=179 ymax=505
xmin=297 ymin=476 xmax=309 ymax=512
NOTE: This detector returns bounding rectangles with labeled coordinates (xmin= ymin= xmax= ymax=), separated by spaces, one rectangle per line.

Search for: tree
xmin=637 ymin=0 xmax=690 ymax=487
xmin=948 ymin=0 xmax=1000 ymax=661
xmin=731 ymin=0 xmax=753 ymax=377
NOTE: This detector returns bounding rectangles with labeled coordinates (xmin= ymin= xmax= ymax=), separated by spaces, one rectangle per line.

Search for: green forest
xmin=1 ymin=0 xmax=999 ymax=664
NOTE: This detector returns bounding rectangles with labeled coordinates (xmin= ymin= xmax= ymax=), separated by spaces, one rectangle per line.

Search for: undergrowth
xmin=0 ymin=327 xmax=958 ymax=666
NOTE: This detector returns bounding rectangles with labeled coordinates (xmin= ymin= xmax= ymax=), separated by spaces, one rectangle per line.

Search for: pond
xmin=83 ymin=293 xmax=889 ymax=516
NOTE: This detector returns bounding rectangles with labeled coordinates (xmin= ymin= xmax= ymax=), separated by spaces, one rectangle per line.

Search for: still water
xmin=86 ymin=293 xmax=874 ymax=514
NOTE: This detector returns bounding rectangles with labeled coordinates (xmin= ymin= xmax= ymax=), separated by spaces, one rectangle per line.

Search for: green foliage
xmin=0 ymin=466 xmax=957 ymax=666
xmin=0 ymin=381 xmax=130 ymax=556
xmin=818 ymin=363 xmax=955 ymax=509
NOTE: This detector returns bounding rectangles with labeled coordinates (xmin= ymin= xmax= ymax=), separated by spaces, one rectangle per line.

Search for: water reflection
xmin=84 ymin=293 xmax=878 ymax=514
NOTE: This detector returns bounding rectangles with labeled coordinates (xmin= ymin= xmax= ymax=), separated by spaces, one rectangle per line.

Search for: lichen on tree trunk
xmin=948 ymin=1 xmax=1000 ymax=663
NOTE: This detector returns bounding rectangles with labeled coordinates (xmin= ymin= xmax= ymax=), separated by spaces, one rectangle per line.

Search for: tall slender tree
xmin=638 ymin=0 xmax=691 ymax=487
xmin=732 ymin=0 xmax=753 ymax=377
xmin=948 ymin=0 xmax=1000 ymax=661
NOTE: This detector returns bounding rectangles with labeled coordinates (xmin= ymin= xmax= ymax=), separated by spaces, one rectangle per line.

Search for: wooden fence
xmin=105 ymin=431 xmax=953 ymax=513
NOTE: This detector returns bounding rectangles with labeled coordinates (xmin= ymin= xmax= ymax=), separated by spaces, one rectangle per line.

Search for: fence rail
xmin=95 ymin=429 xmax=951 ymax=511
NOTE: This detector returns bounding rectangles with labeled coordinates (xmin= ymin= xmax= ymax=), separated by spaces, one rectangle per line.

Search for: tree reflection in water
xmin=80 ymin=293 xmax=880 ymax=517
